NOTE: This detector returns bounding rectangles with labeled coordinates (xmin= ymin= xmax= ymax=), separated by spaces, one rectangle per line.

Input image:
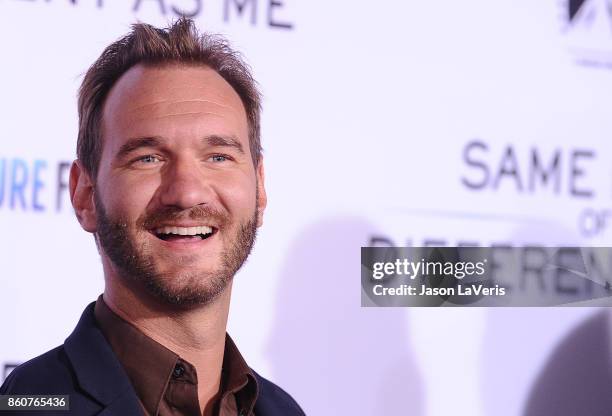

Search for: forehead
xmin=101 ymin=63 xmax=248 ymax=147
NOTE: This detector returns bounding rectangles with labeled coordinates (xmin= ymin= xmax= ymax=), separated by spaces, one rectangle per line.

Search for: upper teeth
xmin=155 ymin=226 xmax=213 ymax=236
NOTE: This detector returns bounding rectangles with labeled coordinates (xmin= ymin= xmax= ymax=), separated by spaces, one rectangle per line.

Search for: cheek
xmin=98 ymin=174 xmax=160 ymax=219
xmin=215 ymin=174 xmax=257 ymax=215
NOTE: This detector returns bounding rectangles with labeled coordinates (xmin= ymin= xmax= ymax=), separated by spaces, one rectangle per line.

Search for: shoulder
xmin=0 ymin=345 xmax=77 ymax=395
xmin=0 ymin=344 xmax=106 ymax=415
xmin=253 ymin=371 xmax=306 ymax=416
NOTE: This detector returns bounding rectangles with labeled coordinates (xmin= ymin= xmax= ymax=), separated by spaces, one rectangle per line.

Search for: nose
xmin=158 ymin=157 xmax=213 ymax=210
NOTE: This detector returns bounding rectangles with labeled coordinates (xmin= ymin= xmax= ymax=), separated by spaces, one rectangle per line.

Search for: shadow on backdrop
xmin=481 ymin=223 xmax=605 ymax=416
xmin=265 ymin=217 xmax=425 ymax=416
xmin=523 ymin=310 xmax=612 ymax=416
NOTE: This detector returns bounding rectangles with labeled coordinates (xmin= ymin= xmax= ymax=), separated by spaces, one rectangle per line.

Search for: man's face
xmin=88 ymin=64 xmax=266 ymax=307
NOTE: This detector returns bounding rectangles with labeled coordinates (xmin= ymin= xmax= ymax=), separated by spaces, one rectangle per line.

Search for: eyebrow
xmin=116 ymin=137 xmax=162 ymax=160
xmin=116 ymin=135 xmax=245 ymax=159
xmin=205 ymin=135 xmax=245 ymax=154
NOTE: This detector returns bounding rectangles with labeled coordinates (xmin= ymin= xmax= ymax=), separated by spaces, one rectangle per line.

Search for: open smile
xmin=151 ymin=225 xmax=218 ymax=242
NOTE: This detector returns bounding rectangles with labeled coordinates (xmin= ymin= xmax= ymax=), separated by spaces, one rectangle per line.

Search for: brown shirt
xmin=94 ymin=296 xmax=258 ymax=416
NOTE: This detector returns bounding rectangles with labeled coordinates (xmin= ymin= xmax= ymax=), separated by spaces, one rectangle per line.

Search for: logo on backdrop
xmin=12 ymin=0 xmax=294 ymax=30
xmin=562 ymin=0 xmax=612 ymax=68
xmin=367 ymin=140 xmax=608 ymax=251
xmin=460 ymin=140 xmax=609 ymax=239
xmin=0 ymin=158 xmax=71 ymax=213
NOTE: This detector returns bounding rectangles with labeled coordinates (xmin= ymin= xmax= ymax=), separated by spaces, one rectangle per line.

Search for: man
xmin=0 ymin=18 xmax=304 ymax=416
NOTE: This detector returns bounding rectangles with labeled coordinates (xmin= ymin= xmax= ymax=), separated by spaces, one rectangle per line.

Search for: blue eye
xmin=211 ymin=155 xmax=228 ymax=162
xmin=139 ymin=155 xmax=159 ymax=163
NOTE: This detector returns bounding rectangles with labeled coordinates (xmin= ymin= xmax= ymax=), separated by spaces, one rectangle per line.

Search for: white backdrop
xmin=1 ymin=1 xmax=611 ymax=415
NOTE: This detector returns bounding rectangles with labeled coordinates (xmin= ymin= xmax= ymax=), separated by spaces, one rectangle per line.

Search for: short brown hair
xmin=77 ymin=18 xmax=262 ymax=180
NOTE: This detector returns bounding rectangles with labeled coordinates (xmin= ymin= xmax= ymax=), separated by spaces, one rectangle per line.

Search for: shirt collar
xmin=94 ymin=295 xmax=258 ymax=415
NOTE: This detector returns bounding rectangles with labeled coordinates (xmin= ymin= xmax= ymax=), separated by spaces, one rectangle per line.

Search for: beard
xmin=94 ymin=191 xmax=258 ymax=308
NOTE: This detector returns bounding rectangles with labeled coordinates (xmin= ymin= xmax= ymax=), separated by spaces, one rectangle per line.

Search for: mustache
xmin=139 ymin=205 xmax=230 ymax=229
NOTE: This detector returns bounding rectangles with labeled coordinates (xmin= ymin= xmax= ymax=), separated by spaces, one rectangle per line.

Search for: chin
xmin=141 ymin=269 xmax=231 ymax=307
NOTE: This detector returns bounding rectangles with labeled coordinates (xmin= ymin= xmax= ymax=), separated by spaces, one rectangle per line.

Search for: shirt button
xmin=172 ymin=364 xmax=185 ymax=378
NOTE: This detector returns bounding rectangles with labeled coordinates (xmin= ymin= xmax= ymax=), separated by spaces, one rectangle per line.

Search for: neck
xmin=102 ymin=264 xmax=231 ymax=415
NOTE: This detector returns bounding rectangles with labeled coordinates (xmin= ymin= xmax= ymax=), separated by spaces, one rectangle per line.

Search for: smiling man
xmin=0 ymin=19 xmax=304 ymax=416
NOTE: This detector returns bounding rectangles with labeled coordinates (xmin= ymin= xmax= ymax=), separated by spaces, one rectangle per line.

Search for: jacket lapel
xmin=252 ymin=372 xmax=305 ymax=416
xmin=95 ymin=391 xmax=144 ymax=416
xmin=64 ymin=302 xmax=143 ymax=415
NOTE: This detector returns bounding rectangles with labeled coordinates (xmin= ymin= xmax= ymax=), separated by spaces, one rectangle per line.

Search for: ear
xmin=255 ymin=157 xmax=267 ymax=228
xmin=69 ymin=160 xmax=98 ymax=233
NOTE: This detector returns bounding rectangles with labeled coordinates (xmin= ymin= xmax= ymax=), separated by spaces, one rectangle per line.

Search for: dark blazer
xmin=0 ymin=303 xmax=305 ymax=416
